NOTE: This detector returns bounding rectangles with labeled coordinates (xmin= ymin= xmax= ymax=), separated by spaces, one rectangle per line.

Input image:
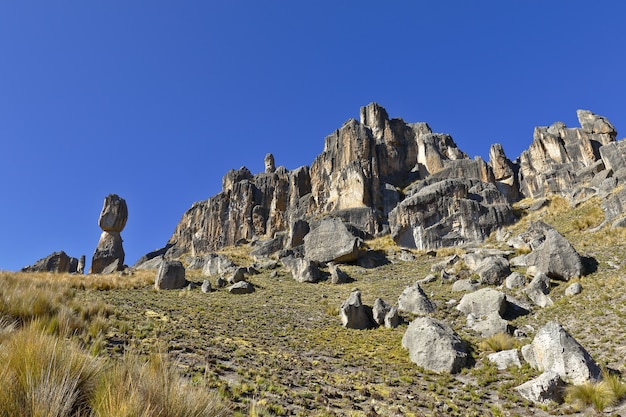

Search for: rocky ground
xmin=64 ymin=196 xmax=626 ymax=416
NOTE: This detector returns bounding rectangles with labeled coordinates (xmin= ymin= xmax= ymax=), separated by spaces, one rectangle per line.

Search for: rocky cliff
xmin=149 ymin=103 xmax=622 ymax=262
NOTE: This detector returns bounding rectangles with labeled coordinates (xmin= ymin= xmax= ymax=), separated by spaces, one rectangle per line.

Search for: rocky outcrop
xmin=402 ymin=317 xmax=468 ymax=373
xmin=21 ymin=251 xmax=80 ymax=273
xmin=90 ymin=194 xmax=127 ymax=274
xmin=521 ymin=321 xmax=600 ymax=385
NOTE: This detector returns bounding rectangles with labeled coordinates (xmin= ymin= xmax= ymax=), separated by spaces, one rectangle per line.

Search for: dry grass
xmin=478 ymin=333 xmax=518 ymax=353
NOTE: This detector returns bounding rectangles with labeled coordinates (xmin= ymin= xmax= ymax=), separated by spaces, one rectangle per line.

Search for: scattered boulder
xmin=201 ymin=280 xmax=212 ymax=293
xmin=372 ymin=298 xmax=392 ymax=326
xmin=90 ymin=194 xmax=127 ymax=274
xmin=521 ymin=321 xmax=601 ymax=384
xmin=303 ymin=217 xmax=360 ymax=263
xmin=488 ymin=349 xmax=521 ymax=370
xmin=565 ymin=282 xmax=583 ymax=296
xmin=340 ymin=291 xmax=374 ymax=330
xmin=21 ymin=251 xmax=79 ymax=273
xmin=457 ymin=288 xmax=507 ymax=318
xmin=451 ymin=279 xmax=480 ymax=292
xmin=384 ymin=306 xmax=402 ymax=329
xmin=524 ymin=228 xmax=584 ymax=280
xmin=431 ymin=254 xmax=460 ymax=273
xmin=281 ymin=256 xmax=321 ymax=283
xmin=524 ymin=272 xmax=553 ymax=308
xmin=250 ymin=235 xmax=285 ymax=259
xmin=397 ymin=283 xmax=436 ymax=315
xmin=467 ymin=311 xmax=509 ymax=337
xmin=402 ymin=317 xmax=468 ymax=373
xmin=155 ymin=261 xmax=188 ymax=290
xmin=202 ymin=254 xmax=236 ymax=277
xmin=216 ymin=277 xmax=227 ymax=288
xmin=228 ymin=281 xmax=255 ymax=294
xmin=227 ymin=267 xmax=247 ymax=284
xmin=475 ymin=256 xmax=510 ymax=285
xmin=515 ymin=371 xmax=565 ymax=405
xmin=134 ymin=255 xmax=164 ymax=271
xmin=505 ymin=272 xmax=526 ymax=289
xmin=329 ymin=263 xmax=350 ymax=284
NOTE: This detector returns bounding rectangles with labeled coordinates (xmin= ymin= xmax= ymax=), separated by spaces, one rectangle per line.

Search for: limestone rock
xmin=451 ymin=279 xmax=480 ymax=292
xmin=488 ymin=349 xmax=521 ymax=370
xmin=468 ymin=311 xmax=509 ymax=337
xmin=402 ymin=317 xmax=468 ymax=373
xmin=515 ymin=371 xmax=565 ymax=405
xmin=397 ymin=283 xmax=436 ymax=315
xmin=565 ymin=282 xmax=582 ymax=296
xmin=340 ymin=291 xmax=374 ymax=330
xmin=524 ymin=273 xmax=553 ymax=308
xmin=287 ymin=219 xmax=309 ymax=248
xmin=76 ymin=255 xmax=85 ymax=274
xmin=384 ymin=306 xmax=402 ymax=329
xmin=227 ymin=267 xmax=247 ymax=284
xmin=489 ymin=143 xmax=520 ymax=201
xmin=505 ymin=272 xmax=526 ymax=289
xmin=475 ymin=256 xmax=510 ymax=285
xmin=281 ymin=256 xmax=321 ymax=283
xmin=155 ymin=261 xmax=188 ymax=290
xmin=91 ymin=194 xmax=127 ymax=274
xmin=303 ymin=217 xmax=360 ymax=264
xmin=201 ymin=280 xmax=212 ymax=293
xmin=457 ymin=288 xmax=507 ymax=318
xmin=228 ymin=281 xmax=255 ymax=294
xmin=329 ymin=263 xmax=350 ymax=284
xmin=521 ymin=321 xmax=601 ymax=384
xmin=524 ymin=228 xmax=584 ymax=280
xmin=389 ymin=179 xmax=515 ymax=250
xmin=21 ymin=251 xmax=79 ymax=273
xmin=201 ymin=254 xmax=236 ymax=277
xmin=264 ymin=153 xmax=275 ymax=173
xmin=372 ymin=298 xmax=393 ymax=326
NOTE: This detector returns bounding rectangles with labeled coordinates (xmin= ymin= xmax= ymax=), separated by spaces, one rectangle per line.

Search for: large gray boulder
xmin=457 ymin=288 xmax=507 ymax=318
xmin=524 ymin=228 xmax=584 ymax=281
xmin=389 ymin=178 xmax=515 ymax=250
xmin=228 ymin=281 xmax=255 ymax=294
xmin=329 ymin=262 xmax=350 ymax=284
xmin=397 ymin=283 xmax=436 ymax=315
xmin=402 ymin=317 xmax=468 ymax=373
xmin=515 ymin=371 xmax=565 ymax=405
xmin=467 ymin=311 xmax=509 ymax=337
xmin=201 ymin=253 xmax=236 ymax=276
xmin=475 ymin=256 xmax=511 ymax=285
xmin=488 ymin=349 xmax=521 ymax=370
xmin=303 ymin=217 xmax=360 ymax=263
xmin=91 ymin=194 xmax=127 ymax=274
xmin=340 ymin=291 xmax=374 ymax=330
xmin=21 ymin=251 xmax=79 ymax=273
xmin=281 ymin=256 xmax=321 ymax=283
xmin=155 ymin=261 xmax=188 ymax=290
xmin=521 ymin=321 xmax=601 ymax=385
xmin=524 ymin=272 xmax=553 ymax=308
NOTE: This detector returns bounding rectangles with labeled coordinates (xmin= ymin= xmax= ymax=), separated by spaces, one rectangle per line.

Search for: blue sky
xmin=1 ymin=2 xmax=625 ymax=271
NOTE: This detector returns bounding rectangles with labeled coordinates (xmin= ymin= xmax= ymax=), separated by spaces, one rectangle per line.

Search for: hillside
xmin=5 ymin=193 xmax=626 ymax=416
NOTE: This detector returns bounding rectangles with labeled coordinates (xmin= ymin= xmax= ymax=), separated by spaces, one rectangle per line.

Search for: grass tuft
xmin=478 ymin=333 xmax=517 ymax=353
xmin=565 ymin=381 xmax=615 ymax=411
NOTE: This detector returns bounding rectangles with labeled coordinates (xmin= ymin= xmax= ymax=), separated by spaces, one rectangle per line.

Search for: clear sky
xmin=1 ymin=2 xmax=625 ymax=272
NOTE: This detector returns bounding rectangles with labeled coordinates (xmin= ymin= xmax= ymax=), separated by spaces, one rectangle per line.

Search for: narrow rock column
xmin=90 ymin=194 xmax=128 ymax=274
xmin=264 ymin=153 xmax=275 ymax=173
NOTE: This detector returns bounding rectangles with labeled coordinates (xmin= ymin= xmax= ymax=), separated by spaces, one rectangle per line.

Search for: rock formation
xmin=21 ymin=251 xmax=80 ymax=273
xmin=90 ymin=194 xmax=127 ymax=274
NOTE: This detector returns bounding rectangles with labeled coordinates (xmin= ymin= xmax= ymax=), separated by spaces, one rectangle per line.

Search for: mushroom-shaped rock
xmin=303 ymin=217 xmax=360 ymax=264
xmin=402 ymin=317 xmax=468 ymax=373
xmin=397 ymin=283 xmax=436 ymax=315
xmin=457 ymin=288 xmax=507 ymax=318
xmin=515 ymin=371 xmax=565 ymax=405
xmin=521 ymin=321 xmax=600 ymax=385
xmin=340 ymin=291 xmax=374 ymax=330
xmin=90 ymin=194 xmax=128 ymax=274
xmin=155 ymin=261 xmax=188 ymax=290
xmin=98 ymin=194 xmax=128 ymax=232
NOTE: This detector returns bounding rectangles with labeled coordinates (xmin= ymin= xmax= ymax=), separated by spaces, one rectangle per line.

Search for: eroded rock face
xmin=91 ymin=194 xmax=127 ymax=274
xmin=402 ymin=317 xmax=467 ymax=373
xmin=389 ymin=179 xmax=515 ymax=250
xmin=521 ymin=321 xmax=600 ymax=385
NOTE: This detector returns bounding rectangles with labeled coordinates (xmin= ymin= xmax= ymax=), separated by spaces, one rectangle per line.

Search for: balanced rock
xmin=303 ymin=217 xmax=360 ymax=264
xmin=397 ymin=283 xmax=436 ymax=315
xmin=154 ymin=261 xmax=188 ymax=290
xmin=90 ymin=194 xmax=128 ymax=274
xmin=521 ymin=321 xmax=600 ymax=384
xmin=340 ymin=291 xmax=374 ymax=330
xmin=21 ymin=251 xmax=79 ymax=273
xmin=402 ymin=317 xmax=468 ymax=373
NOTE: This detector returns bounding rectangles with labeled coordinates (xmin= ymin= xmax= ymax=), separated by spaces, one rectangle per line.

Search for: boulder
xmin=389 ymin=178 xmax=515 ymax=250
xmin=155 ymin=261 xmax=188 ymax=290
xmin=524 ymin=228 xmax=584 ymax=280
xmin=228 ymin=281 xmax=255 ymax=294
xmin=565 ymin=282 xmax=582 ymax=296
xmin=521 ymin=321 xmax=601 ymax=384
xmin=201 ymin=254 xmax=236 ymax=276
xmin=467 ymin=311 xmax=509 ymax=337
xmin=488 ymin=349 xmax=521 ymax=370
xmin=457 ymin=288 xmax=507 ymax=318
xmin=505 ymin=272 xmax=526 ymax=289
xmin=475 ymin=256 xmax=510 ymax=285
xmin=329 ymin=263 xmax=350 ymax=284
xmin=250 ymin=235 xmax=285 ymax=259
xmin=134 ymin=255 xmax=164 ymax=271
xmin=201 ymin=280 xmax=212 ymax=293
xmin=227 ymin=267 xmax=247 ymax=284
xmin=384 ymin=306 xmax=402 ymax=329
xmin=90 ymin=194 xmax=127 ymax=274
xmin=340 ymin=291 xmax=374 ymax=330
xmin=287 ymin=219 xmax=310 ymax=248
xmin=402 ymin=317 xmax=468 ymax=373
xmin=451 ymin=279 xmax=480 ymax=292
xmin=281 ymin=256 xmax=321 ymax=283
xmin=303 ymin=217 xmax=360 ymax=264
xmin=21 ymin=251 xmax=79 ymax=273
xmin=515 ymin=372 xmax=565 ymax=405
xmin=397 ymin=283 xmax=436 ymax=315
xmin=372 ymin=298 xmax=392 ymax=326
xmin=524 ymin=272 xmax=553 ymax=308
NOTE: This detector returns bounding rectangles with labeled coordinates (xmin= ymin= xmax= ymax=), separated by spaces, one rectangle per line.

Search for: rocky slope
xmin=140 ymin=103 xmax=622 ymax=265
